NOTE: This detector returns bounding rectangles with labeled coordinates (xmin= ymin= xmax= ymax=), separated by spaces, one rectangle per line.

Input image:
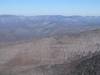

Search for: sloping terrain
xmin=0 ymin=29 xmax=100 ymax=75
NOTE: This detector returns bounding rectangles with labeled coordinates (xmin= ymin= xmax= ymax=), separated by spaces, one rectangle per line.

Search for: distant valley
xmin=0 ymin=15 xmax=100 ymax=43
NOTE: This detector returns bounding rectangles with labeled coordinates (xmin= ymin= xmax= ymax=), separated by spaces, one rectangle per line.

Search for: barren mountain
xmin=0 ymin=15 xmax=100 ymax=75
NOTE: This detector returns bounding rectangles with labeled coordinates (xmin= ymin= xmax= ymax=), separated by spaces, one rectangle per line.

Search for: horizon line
xmin=0 ymin=14 xmax=100 ymax=17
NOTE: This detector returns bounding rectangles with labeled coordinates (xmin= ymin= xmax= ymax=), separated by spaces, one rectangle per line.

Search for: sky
xmin=0 ymin=0 xmax=100 ymax=16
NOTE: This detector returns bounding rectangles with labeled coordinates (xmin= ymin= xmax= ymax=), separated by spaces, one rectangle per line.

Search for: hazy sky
xmin=0 ymin=0 xmax=100 ymax=16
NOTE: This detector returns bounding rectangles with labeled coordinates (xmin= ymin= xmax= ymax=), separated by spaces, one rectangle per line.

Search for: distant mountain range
xmin=0 ymin=15 xmax=100 ymax=42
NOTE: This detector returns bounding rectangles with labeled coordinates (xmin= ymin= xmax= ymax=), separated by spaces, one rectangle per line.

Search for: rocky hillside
xmin=70 ymin=51 xmax=100 ymax=75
